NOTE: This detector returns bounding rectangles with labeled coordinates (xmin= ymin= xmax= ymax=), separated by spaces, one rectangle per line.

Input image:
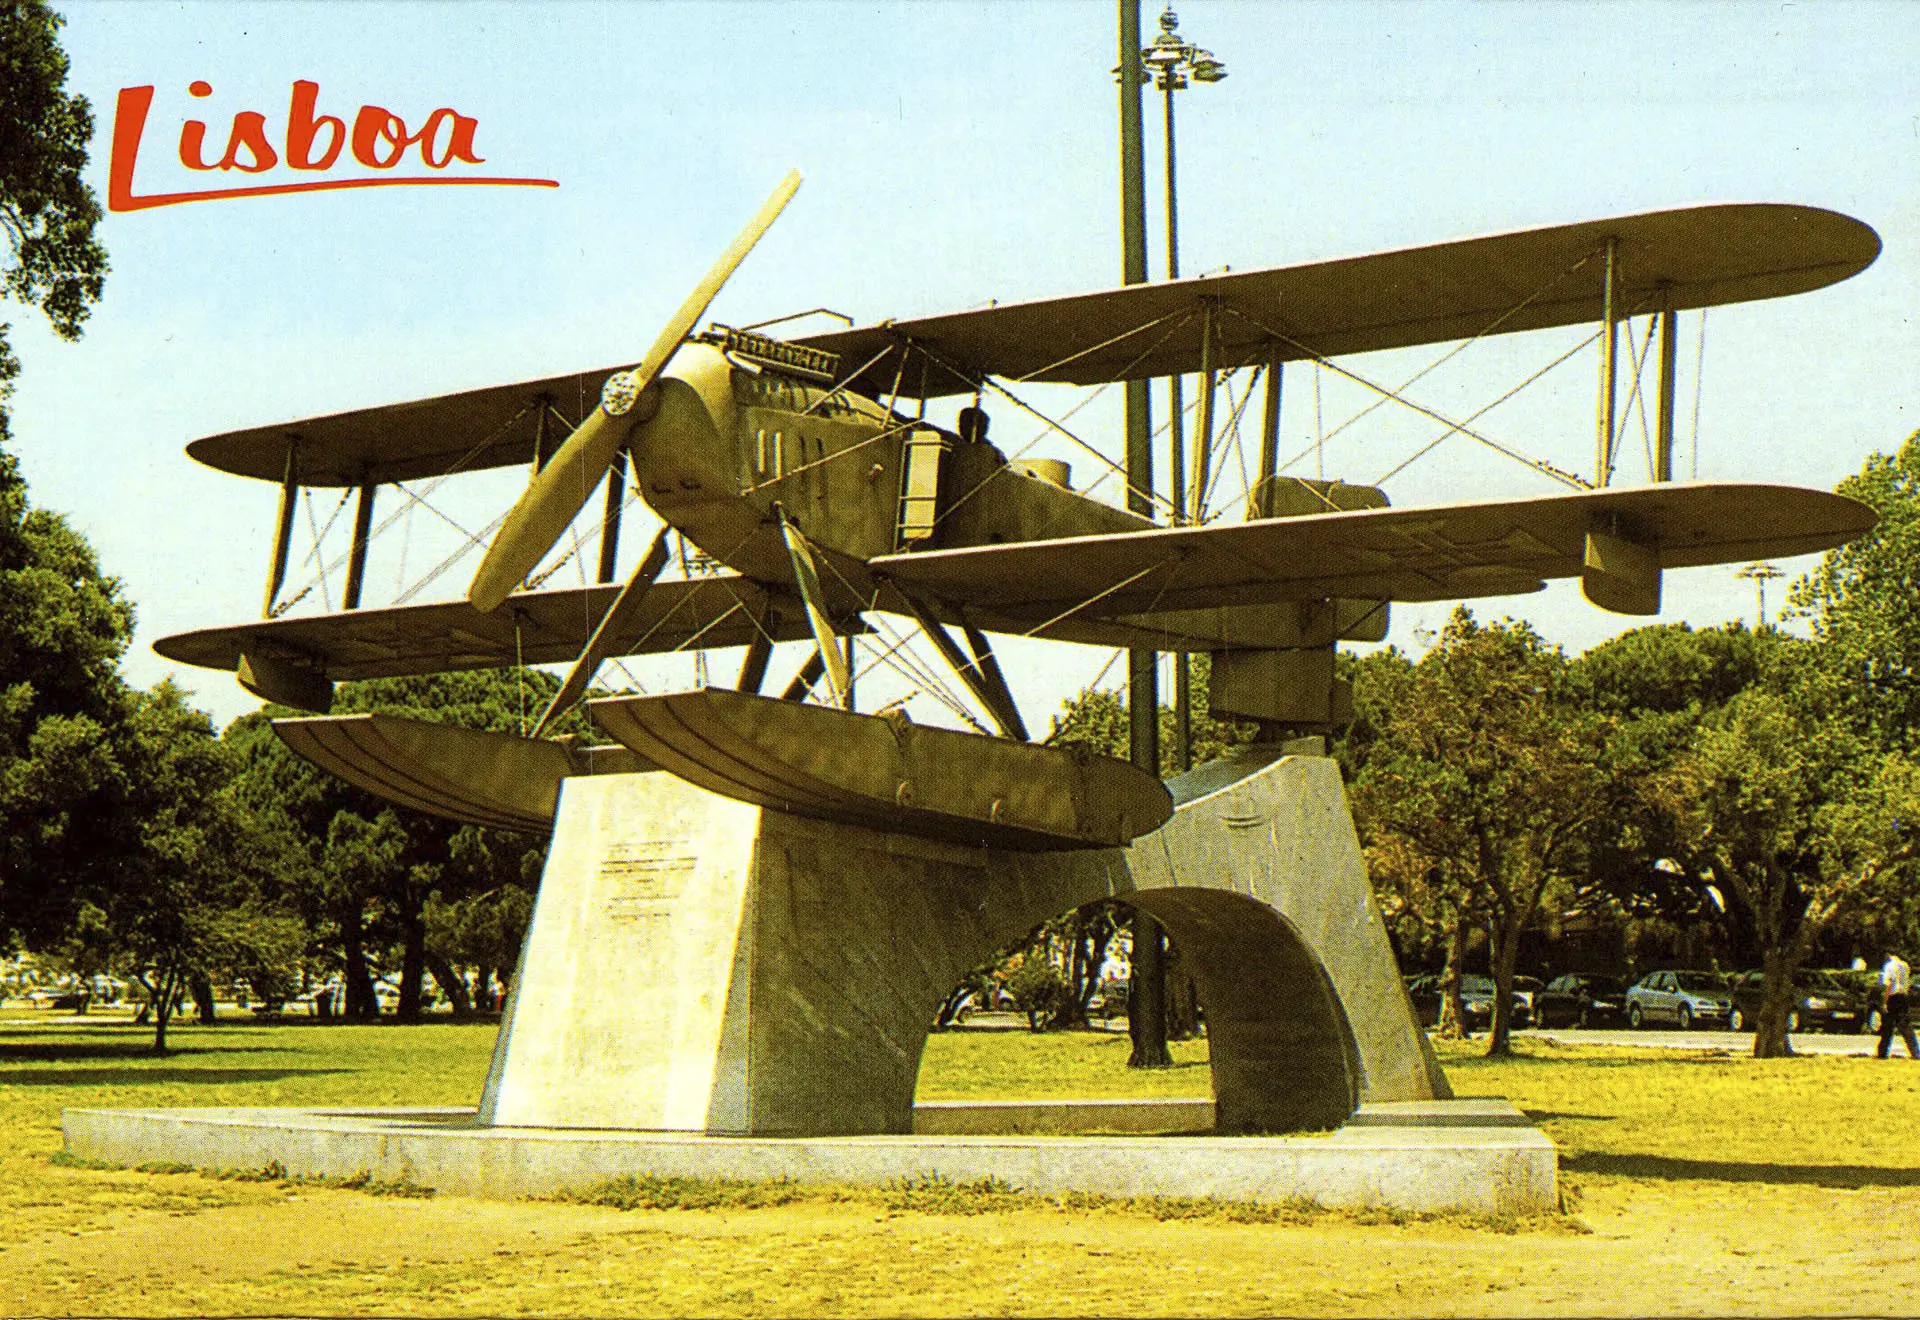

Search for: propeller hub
xmin=602 ymin=371 xmax=645 ymax=416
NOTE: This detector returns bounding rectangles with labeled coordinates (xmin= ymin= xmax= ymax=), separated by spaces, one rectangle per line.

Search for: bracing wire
xmin=1372 ymin=330 xmax=1600 ymax=487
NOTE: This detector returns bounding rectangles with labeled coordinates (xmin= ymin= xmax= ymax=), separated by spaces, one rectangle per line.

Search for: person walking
xmin=1877 ymin=950 xmax=1919 ymax=1059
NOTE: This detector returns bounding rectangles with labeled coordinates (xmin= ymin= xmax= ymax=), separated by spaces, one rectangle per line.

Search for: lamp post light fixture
xmin=1734 ymin=560 xmax=1785 ymax=629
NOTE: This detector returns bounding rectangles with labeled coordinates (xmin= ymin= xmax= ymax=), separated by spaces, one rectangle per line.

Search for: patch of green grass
xmin=0 ymin=1019 xmax=489 ymax=1240
xmin=197 ymin=1159 xmax=436 ymax=1197
xmin=915 ymin=1026 xmax=1211 ymax=1101
xmin=556 ymin=1172 xmax=813 ymax=1212
xmin=1431 ymin=1036 xmax=1920 ymax=1184
xmin=552 ymin=1167 xmax=1580 ymax=1234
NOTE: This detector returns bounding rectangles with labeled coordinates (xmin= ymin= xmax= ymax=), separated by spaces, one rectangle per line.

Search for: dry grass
xmin=6 ymin=1013 xmax=1920 ymax=1315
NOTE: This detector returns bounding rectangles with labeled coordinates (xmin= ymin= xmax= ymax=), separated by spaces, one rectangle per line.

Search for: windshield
xmin=1674 ymin=972 xmax=1724 ymax=994
xmin=1461 ymin=976 xmax=1495 ymax=994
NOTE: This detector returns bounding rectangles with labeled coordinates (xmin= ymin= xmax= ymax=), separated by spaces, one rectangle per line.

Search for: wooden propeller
xmin=467 ymin=170 xmax=803 ymax=613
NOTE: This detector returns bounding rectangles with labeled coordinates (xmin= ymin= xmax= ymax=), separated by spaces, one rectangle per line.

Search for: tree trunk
xmin=190 ymin=974 xmax=217 ymax=1024
xmin=398 ymin=904 xmax=427 ymax=1023
xmin=1436 ymin=913 xmax=1471 ymax=1039
xmin=1164 ymin=938 xmax=1200 ymax=1040
xmin=1127 ymin=908 xmax=1173 ymax=1067
xmin=1485 ymin=912 xmax=1525 ymax=1057
xmin=341 ymin=905 xmax=378 ymax=1018
xmin=426 ymin=955 xmax=473 ymax=1019
xmin=1752 ymin=945 xmax=1804 ymax=1058
xmin=149 ymin=967 xmax=179 ymax=1054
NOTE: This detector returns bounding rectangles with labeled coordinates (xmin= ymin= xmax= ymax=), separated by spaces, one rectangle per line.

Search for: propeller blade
xmin=468 ymin=169 xmax=804 ymax=613
xmin=530 ymin=527 xmax=674 ymax=738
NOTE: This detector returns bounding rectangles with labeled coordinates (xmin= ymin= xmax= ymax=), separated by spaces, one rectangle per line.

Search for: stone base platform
xmin=63 ymin=1099 xmax=1557 ymax=1215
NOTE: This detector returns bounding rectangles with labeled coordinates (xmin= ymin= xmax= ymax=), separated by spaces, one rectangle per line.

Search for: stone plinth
xmin=63 ymin=1100 xmax=1557 ymax=1215
xmin=478 ymin=744 xmax=1446 ymax=1137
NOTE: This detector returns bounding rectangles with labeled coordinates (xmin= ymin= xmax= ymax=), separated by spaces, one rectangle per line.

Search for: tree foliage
xmin=1653 ymin=672 xmax=1920 ymax=1056
xmin=1350 ymin=610 xmax=1607 ymax=1055
xmin=225 ymin=669 xmax=564 ymax=1021
xmin=1792 ymin=431 xmax=1920 ymax=748
xmin=0 ymin=0 xmax=108 ymax=435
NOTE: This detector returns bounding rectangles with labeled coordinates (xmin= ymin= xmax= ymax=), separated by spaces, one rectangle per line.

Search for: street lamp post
xmin=1735 ymin=561 xmax=1785 ymax=629
xmin=1140 ymin=5 xmax=1225 ymax=774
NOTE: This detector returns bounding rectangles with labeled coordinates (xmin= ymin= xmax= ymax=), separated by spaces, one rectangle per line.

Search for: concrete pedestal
xmin=63 ymin=1100 xmax=1558 ymax=1214
xmin=479 ymin=744 xmax=1446 ymax=1137
xmin=64 ymin=744 xmax=1558 ymax=1215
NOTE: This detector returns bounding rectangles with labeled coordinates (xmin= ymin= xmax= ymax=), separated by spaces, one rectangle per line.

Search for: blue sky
xmin=10 ymin=1 xmax=1918 ymax=727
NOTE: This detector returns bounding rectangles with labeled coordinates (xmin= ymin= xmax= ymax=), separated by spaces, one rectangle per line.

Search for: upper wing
xmin=153 ymin=575 xmax=813 ymax=682
xmin=182 ymin=204 xmax=1876 ymax=484
xmin=869 ymin=483 xmax=1874 ymax=624
xmin=796 ymin=204 xmax=1879 ymax=398
xmin=186 ymin=362 xmax=629 ymax=486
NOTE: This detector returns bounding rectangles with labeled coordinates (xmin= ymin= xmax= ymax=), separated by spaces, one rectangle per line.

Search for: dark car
xmin=1403 ymin=973 xmax=1441 ymax=1026
xmin=1624 ymin=969 xmax=1733 ymax=1029
xmin=1810 ymin=969 xmax=1885 ymax=1033
xmin=1533 ymin=973 xmax=1629 ymax=1028
xmin=1726 ymin=969 xmax=1865 ymax=1034
xmin=1511 ymin=976 xmax=1544 ymax=1028
xmin=1402 ymin=973 xmax=1523 ymax=1030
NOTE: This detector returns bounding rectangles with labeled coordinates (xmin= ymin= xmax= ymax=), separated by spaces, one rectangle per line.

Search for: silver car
xmin=1625 ymin=970 xmax=1733 ymax=1030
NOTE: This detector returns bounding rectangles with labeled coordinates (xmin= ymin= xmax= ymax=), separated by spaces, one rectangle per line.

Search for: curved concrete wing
xmin=272 ymin=714 xmax=647 ymax=833
xmin=588 ymin=688 xmax=1172 ymax=851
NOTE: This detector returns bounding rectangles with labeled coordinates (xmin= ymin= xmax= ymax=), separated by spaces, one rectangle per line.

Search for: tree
xmin=1792 ymin=432 xmax=1920 ymax=749
xmin=0 ymin=492 xmax=134 ymax=948
xmin=1349 ymin=609 xmax=1608 ymax=1056
xmin=225 ymin=668 xmax=568 ymax=1020
xmin=1567 ymin=623 xmax=1777 ymax=965
xmin=0 ymin=0 xmax=122 ymax=952
xmin=1345 ymin=647 xmax=1481 ymax=1038
xmin=1654 ymin=670 xmax=1920 ymax=1057
xmin=0 ymin=0 xmax=108 ymax=438
xmin=77 ymin=684 xmax=305 ymax=1051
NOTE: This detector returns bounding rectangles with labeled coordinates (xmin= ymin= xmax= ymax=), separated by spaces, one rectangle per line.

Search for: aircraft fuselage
xmin=627 ymin=344 xmax=1150 ymax=607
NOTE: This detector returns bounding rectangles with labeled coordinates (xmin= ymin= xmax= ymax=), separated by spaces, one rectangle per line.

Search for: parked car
xmin=1726 ymin=969 xmax=1866 ymax=1033
xmin=1533 ymin=973 xmax=1630 ymax=1028
xmin=1624 ymin=970 xmax=1733 ymax=1029
xmin=1511 ymin=976 xmax=1544 ymax=1028
xmin=1812 ymin=969 xmax=1884 ymax=1033
xmin=1402 ymin=974 xmax=1524 ymax=1030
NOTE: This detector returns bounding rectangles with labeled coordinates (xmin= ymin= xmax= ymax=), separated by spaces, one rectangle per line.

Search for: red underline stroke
xmin=110 ymin=175 xmax=561 ymax=213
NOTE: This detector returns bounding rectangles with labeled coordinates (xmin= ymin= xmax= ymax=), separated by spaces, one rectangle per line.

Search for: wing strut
xmin=781 ymin=650 xmax=827 ymax=703
xmin=737 ymin=623 xmax=774 ymax=694
xmin=264 ymin=440 xmax=299 ymax=617
xmin=531 ymin=526 xmax=673 ymax=737
xmin=777 ymin=506 xmax=852 ymax=707
xmin=892 ymin=588 xmax=1029 ymax=742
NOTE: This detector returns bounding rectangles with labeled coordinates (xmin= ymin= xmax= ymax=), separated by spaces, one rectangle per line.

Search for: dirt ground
xmin=6 ymin=1171 xmax=1918 ymax=1316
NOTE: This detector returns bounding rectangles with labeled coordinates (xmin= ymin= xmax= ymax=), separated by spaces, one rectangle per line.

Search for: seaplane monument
xmin=65 ymin=174 xmax=1880 ymax=1211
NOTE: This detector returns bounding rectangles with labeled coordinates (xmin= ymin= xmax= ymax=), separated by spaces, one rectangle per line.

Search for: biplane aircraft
xmin=156 ymin=173 xmax=1880 ymax=849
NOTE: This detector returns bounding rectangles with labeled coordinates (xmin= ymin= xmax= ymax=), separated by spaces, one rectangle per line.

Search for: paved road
xmin=1522 ymin=1025 xmax=1920 ymax=1056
